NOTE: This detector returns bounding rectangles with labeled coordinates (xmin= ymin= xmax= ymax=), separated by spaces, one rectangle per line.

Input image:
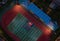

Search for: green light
xmin=8 ymin=13 xmax=42 ymax=41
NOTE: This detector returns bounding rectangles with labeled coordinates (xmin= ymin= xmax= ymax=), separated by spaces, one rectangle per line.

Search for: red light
xmin=44 ymin=28 xmax=52 ymax=35
xmin=28 ymin=22 xmax=33 ymax=26
xmin=13 ymin=5 xmax=22 ymax=13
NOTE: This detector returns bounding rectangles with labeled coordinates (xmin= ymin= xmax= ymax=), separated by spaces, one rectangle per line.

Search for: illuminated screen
xmin=7 ymin=13 xmax=42 ymax=41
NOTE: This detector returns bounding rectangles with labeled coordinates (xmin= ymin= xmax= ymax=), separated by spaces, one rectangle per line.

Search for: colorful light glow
xmin=44 ymin=27 xmax=52 ymax=35
xmin=13 ymin=5 xmax=22 ymax=12
xmin=28 ymin=22 xmax=33 ymax=26
xmin=47 ymin=21 xmax=58 ymax=31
